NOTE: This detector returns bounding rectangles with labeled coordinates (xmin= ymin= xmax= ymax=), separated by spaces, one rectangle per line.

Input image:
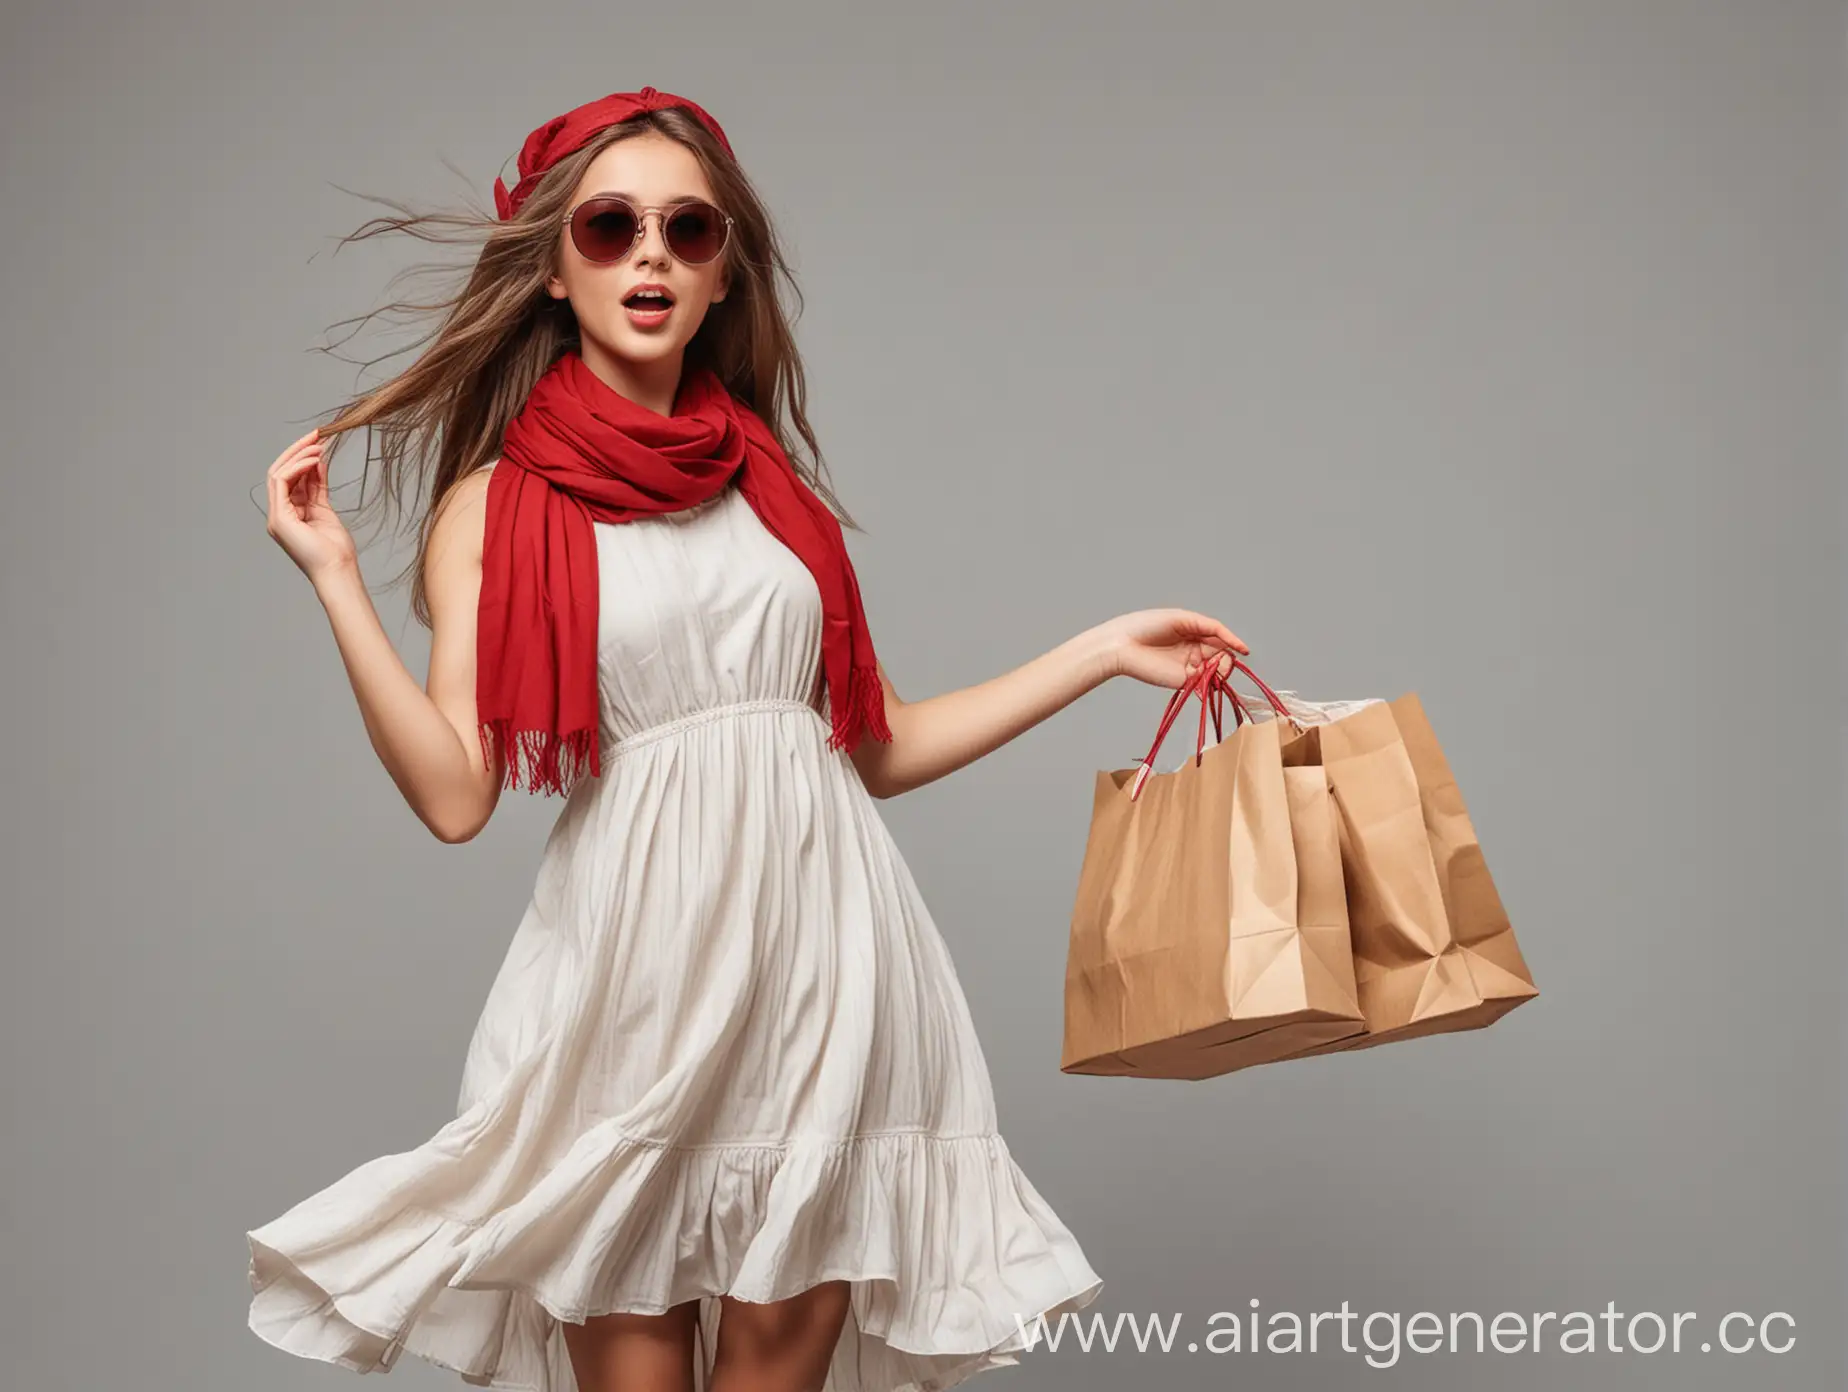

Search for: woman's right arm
xmin=267 ymin=430 xmax=504 ymax=842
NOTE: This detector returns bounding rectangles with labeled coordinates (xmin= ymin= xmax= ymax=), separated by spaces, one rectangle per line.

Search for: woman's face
xmin=545 ymin=131 xmax=731 ymax=394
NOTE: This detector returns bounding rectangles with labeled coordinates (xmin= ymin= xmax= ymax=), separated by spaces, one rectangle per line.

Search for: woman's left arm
xmin=849 ymin=608 xmax=1248 ymax=799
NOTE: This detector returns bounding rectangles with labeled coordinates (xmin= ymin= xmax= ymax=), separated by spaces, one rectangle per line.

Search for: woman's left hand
xmin=1092 ymin=608 xmax=1249 ymax=691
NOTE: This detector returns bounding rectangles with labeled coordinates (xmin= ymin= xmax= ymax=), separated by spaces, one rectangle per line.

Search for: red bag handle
xmin=1215 ymin=657 xmax=1294 ymax=722
xmin=1129 ymin=657 xmax=1252 ymax=801
xmin=1127 ymin=656 xmax=1295 ymax=802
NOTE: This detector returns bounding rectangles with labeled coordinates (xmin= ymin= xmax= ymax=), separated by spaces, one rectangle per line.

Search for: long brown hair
xmin=308 ymin=107 xmax=859 ymax=626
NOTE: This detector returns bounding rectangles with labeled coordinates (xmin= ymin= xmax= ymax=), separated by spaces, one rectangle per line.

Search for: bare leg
xmin=708 ymin=1281 xmax=852 ymax=1392
xmin=561 ymin=1299 xmax=703 ymax=1392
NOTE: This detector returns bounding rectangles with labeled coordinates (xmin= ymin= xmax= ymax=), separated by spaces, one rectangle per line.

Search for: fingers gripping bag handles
xmin=1230 ymin=681 xmax=1541 ymax=1059
xmin=1060 ymin=659 xmax=1367 ymax=1080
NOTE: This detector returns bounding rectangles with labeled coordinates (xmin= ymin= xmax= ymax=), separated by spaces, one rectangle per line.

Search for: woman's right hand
xmin=265 ymin=428 xmax=358 ymax=583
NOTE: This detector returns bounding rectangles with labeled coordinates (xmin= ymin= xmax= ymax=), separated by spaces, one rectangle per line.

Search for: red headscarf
xmin=493 ymin=86 xmax=735 ymax=220
xmin=477 ymin=91 xmax=891 ymax=797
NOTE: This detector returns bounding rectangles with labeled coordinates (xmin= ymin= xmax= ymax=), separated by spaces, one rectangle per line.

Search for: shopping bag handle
xmin=1128 ymin=656 xmax=1304 ymax=802
xmin=1207 ymin=657 xmax=1296 ymax=725
xmin=1129 ymin=656 xmax=1252 ymax=801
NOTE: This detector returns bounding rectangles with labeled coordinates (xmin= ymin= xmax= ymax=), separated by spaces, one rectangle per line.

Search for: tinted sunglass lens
xmin=665 ymin=203 xmax=726 ymax=263
xmin=573 ymin=200 xmax=639 ymax=261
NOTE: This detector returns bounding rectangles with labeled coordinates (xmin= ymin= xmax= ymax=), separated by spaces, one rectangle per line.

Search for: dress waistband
xmin=604 ymin=697 xmax=823 ymax=758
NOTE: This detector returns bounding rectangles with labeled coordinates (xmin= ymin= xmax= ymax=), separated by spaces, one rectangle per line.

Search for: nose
xmin=633 ymin=209 xmax=673 ymax=268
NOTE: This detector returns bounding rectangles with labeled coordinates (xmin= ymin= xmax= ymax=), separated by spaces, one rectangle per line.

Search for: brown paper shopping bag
xmin=1061 ymin=662 xmax=1366 ymax=1079
xmin=1264 ymin=688 xmax=1539 ymax=1058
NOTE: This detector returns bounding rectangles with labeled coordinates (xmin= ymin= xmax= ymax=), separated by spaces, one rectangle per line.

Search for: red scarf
xmin=477 ymin=349 xmax=892 ymax=796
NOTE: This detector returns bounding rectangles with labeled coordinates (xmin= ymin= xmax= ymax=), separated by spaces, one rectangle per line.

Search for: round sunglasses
xmin=563 ymin=196 xmax=734 ymax=266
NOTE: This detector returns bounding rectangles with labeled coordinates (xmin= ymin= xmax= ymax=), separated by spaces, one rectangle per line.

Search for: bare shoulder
xmin=421 ymin=463 xmax=505 ymax=814
xmin=427 ymin=464 xmax=497 ymax=578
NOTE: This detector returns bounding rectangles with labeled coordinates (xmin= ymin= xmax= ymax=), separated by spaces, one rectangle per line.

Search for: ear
xmin=711 ymin=270 xmax=731 ymax=304
xmin=545 ymin=274 xmax=568 ymax=300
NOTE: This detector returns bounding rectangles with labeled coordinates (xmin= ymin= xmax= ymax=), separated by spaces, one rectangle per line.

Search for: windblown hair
xmin=307 ymin=107 xmax=858 ymax=626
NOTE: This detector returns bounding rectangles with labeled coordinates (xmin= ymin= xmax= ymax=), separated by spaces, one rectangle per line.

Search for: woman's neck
xmin=578 ymin=339 xmax=682 ymax=417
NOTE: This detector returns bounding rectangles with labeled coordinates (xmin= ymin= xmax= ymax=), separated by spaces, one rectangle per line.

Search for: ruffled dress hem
xmin=247 ymin=1126 xmax=1103 ymax=1392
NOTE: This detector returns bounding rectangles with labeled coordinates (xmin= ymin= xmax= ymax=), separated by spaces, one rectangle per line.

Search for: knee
xmin=718 ymin=1281 xmax=851 ymax=1362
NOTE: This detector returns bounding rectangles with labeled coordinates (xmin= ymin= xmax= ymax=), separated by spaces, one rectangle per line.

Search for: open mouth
xmin=622 ymin=289 xmax=675 ymax=312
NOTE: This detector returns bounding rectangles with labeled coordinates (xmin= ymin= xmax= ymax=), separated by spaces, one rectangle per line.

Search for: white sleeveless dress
xmin=245 ymin=470 xmax=1103 ymax=1392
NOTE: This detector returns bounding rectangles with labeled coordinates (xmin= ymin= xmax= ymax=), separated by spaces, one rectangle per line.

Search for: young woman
xmin=247 ymin=87 xmax=1247 ymax=1392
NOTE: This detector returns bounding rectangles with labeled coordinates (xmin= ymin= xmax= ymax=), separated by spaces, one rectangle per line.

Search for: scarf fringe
xmin=479 ymin=718 xmax=599 ymax=798
xmin=826 ymin=663 xmax=894 ymax=752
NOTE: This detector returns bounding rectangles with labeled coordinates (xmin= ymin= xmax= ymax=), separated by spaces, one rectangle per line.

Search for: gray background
xmin=2 ymin=1 xmax=1841 ymax=1388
